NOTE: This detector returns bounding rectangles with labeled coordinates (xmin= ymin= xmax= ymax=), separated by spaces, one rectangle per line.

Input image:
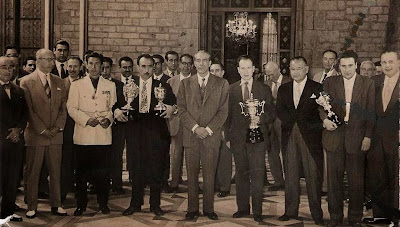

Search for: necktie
xmin=171 ymin=72 xmax=175 ymax=77
xmin=200 ymin=78 xmax=206 ymax=101
xmin=61 ymin=63 xmax=67 ymax=78
xmin=243 ymin=82 xmax=250 ymax=101
xmin=44 ymin=75 xmax=51 ymax=99
xmin=272 ymin=81 xmax=278 ymax=99
xmin=294 ymin=83 xmax=301 ymax=108
xmin=3 ymin=83 xmax=11 ymax=99
xmin=321 ymin=73 xmax=328 ymax=83
xmin=140 ymin=80 xmax=148 ymax=112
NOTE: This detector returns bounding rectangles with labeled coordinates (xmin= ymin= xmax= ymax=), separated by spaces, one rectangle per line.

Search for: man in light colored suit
xmin=20 ymin=49 xmax=68 ymax=218
xmin=164 ymin=51 xmax=179 ymax=77
xmin=166 ymin=53 xmax=193 ymax=193
xmin=313 ymin=50 xmax=338 ymax=84
xmin=177 ymin=50 xmax=229 ymax=220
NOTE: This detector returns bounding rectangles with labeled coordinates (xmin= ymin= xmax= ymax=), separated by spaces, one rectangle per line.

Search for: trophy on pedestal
xmin=154 ymin=84 xmax=166 ymax=115
xmin=239 ymin=93 xmax=266 ymax=143
xmin=122 ymin=78 xmax=139 ymax=114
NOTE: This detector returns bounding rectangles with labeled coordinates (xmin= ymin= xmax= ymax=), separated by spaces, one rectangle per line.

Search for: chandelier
xmin=225 ymin=12 xmax=257 ymax=45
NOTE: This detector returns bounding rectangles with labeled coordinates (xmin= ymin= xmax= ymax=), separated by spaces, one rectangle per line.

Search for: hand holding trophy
xmin=122 ymin=78 xmax=139 ymax=115
xmin=154 ymin=84 xmax=166 ymax=116
xmin=239 ymin=93 xmax=266 ymax=143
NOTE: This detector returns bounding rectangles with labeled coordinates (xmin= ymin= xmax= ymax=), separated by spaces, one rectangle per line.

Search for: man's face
xmin=265 ymin=66 xmax=280 ymax=81
xmin=194 ymin=52 xmax=211 ymax=75
xmin=375 ymin=66 xmax=382 ymax=75
xmin=0 ymin=58 xmax=14 ymax=83
xmin=9 ymin=57 xmax=19 ymax=80
xmin=166 ymin=54 xmax=178 ymax=71
xmin=322 ymin=51 xmax=336 ymax=70
xmin=179 ymin=56 xmax=193 ymax=76
xmin=5 ymin=49 xmax=19 ymax=57
xmin=23 ymin=60 xmax=36 ymax=73
xmin=87 ymin=57 xmax=102 ymax=79
xmin=381 ymin=52 xmax=400 ymax=78
xmin=339 ymin=57 xmax=357 ymax=79
xmin=36 ymin=51 xmax=55 ymax=74
xmin=138 ymin=57 xmax=154 ymax=80
xmin=67 ymin=59 xmax=81 ymax=79
xmin=237 ymin=59 xmax=254 ymax=81
xmin=290 ymin=60 xmax=308 ymax=82
xmin=120 ymin=60 xmax=133 ymax=78
xmin=210 ymin=64 xmax=224 ymax=78
xmin=153 ymin=58 xmax=163 ymax=75
xmin=360 ymin=62 xmax=375 ymax=78
xmin=102 ymin=62 xmax=112 ymax=79
xmin=54 ymin=44 xmax=69 ymax=63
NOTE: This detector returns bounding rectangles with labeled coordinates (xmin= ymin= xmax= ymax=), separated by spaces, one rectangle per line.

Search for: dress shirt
xmin=382 ymin=72 xmax=399 ymax=111
xmin=272 ymin=74 xmax=283 ymax=92
xmin=121 ymin=75 xmax=132 ymax=85
xmin=153 ymin=73 xmax=163 ymax=81
xmin=165 ymin=68 xmax=178 ymax=77
xmin=191 ymin=72 xmax=213 ymax=135
xmin=320 ymin=68 xmax=335 ymax=83
xmin=179 ymin=73 xmax=191 ymax=81
xmin=0 ymin=80 xmax=11 ymax=99
xmin=343 ymin=73 xmax=357 ymax=122
xmin=138 ymin=77 xmax=152 ymax=113
xmin=240 ymin=78 xmax=253 ymax=100
xmin=55 ymin=61 xmax=67 ymax=77
xmin=293 ymin=77 xmax=307 ymax=109
xmin=37 ymin=69 xmax=51 ymax=88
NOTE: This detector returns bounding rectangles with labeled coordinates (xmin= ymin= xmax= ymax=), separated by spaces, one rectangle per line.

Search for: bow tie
xmin=3 ymin=83 xmax=11 ymax=89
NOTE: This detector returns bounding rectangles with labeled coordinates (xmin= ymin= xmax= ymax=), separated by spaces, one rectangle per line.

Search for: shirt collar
xmin=197 ymin=72 xmax=210 ymax=85
xmin=166 ymin=68 xmax=177 ymax=76
xmin=294 ymin=76 xmax=307 ymax=87
xmin=240 ymin=77 xmax=253 ymax=87
xmin=343 ymin=72 xmax=357 ymax=83
xmin=0 ymin=80 xmax=9 ymax=86
xmin=384 ymin=71 xmax=400 ymax=82
xmin=180 ymin=73 xmax=191 ymax=81
xmin=153 ymin=74 xmax=162 ymax=80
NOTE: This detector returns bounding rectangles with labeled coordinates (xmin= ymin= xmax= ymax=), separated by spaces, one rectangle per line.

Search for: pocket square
xmin=57 ymin=87 xmax=62 ymax=91
xmin=310 ymin=93 xmax=317 ymax=98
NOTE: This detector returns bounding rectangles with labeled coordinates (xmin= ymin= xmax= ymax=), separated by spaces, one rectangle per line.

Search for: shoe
xmin=14 ymin=203 xmax=20 ymax=211
xmin=232 ymin=210 xmax=250 ymax=218
xmin=99 ymin=206 xmax=110 ymax=214
xmin=268 ymin=185 xmax=285 ymax=191
xmin=123 ymin=206 xmax=141 ymax=215
xmin=217 ymin=191 xmax=230 ymax=197
xmin=321 ymin=191 xmax=328 ymax=196
xmin=165 ymin=186 xmax=179 ymax=193
xmin=327 ymin=220 xmax=342 ymax=227
xmin=10 ymin=214 xmax=23 ymax=222
xmin=264 ymin=181 xmax=272 ymax=186
xmin=38 ymin=192 xmax=49 ymax=199
xmin=231 ymin=178 xmax=235 ymax=184
xmin=198 ymin=187 xmax=203 ymax=194
xmin=73 ymin=207 xmax=86 ymax=216
xmin=112 ymin=188 xmax=125 ymax=195
xmin=314 ymin=218 xmax=325 ymax=226
xmin=150 ymin=206 xmax=164 ymax=216
xmin=349 ymin=222 xmax=362 ymax=227
xmin=254 ymin=214 xmax=263 ymax=222
xmin=363 ymin=217 xmax=391 ymax=224
xmin=26 ymin=210 xmax=36 ymax=219
xmin=278 ymin=214 xmax=298 ymax=221
xmin=185 ymin=210 xmax=200 ymax=220
xmin=203 ymin=211 xmax=218 ymax=220
xmin=51 ymin=207 xmax=68 ymax=216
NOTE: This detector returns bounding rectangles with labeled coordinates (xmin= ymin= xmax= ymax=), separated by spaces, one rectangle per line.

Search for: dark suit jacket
xmin=154 ymin=74 xmax=170 ymax=84
xmin=225 ymin=80 xmax=275 ymax=148
xmin=51 ymin=63 xmax=69 ymax=79
xmin=371 ymin=74 xmax=399 ymax=151
xmin=322 ymin=74 xmax=375 ymax=153
xmin=277 ymin=79 xmax=324 ymax=166
xmin=265 ymin=76 xmax=292 ymax=91
xmin=177 ymin=74 xmax=229 ymax=148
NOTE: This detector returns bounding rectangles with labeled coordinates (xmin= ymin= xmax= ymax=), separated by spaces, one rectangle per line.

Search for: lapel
xmin=297 ymin=79 xmax=311 ymax=109
xmin=83 ymin=76 xmax=96 ymax=96
xmin=287 ymin=81 xmax=295 ymax=110
xmin=375 ymin=76 xmax=385 ymax=114
xmin=203 ymin=74 xmax=216 ymax=104
xmin=385 ymin=76 xmax=400 ymax=113
xmin=350 ymin=74 xmax=362 ymax=107
xmin=336 ymin=76 xmax=346 ymax=113
xmin=32 ymin=71 xmax=50 ymax=104
xmin=0 ymin=84 xmax=10 ymax=103
xmin=150 ymin=78 xmax=159 ymax=110
xmin=49 ymin=74 xmax=59 ymax=106
xmin=190 ymin=75 xmax=202 ymax=106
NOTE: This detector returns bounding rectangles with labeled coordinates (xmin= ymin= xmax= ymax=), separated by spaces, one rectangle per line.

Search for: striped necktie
xmin=140 ymin=80 xmax=148 ymax=112
xmin=200 ymin=78 xmax=206 ymax=101
xmin=44 ymin=75 xmax=51 ymax=99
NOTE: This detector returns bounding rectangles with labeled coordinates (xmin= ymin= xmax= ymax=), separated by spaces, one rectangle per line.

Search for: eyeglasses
xmin=180 ymin=62 xmax=192 ymax=66
xmin=38 ymin=57 xmax=55 ymax=62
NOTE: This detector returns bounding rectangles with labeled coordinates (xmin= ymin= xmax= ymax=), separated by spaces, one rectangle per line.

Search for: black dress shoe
xmin=123 ymin=206 xmax=141 ymax=215
xmin=278 ymin=214 xmax=298 ymax=221
xmin=99 ymin=206 xmax=110 ymax=214
xmin=14 ymin=204 xmax=20 ymax=211
xmin=38 ymin=192 xmax=49 ymax=199
xmin=217 ymin=191 xmax=230 ymax=197
xmin=232 ymin=210 xmax=250 ymax=218
xmin=314 ymin=218 xmax=325 ymax=226
xmin=150 ymin=206 xmax=164 ymax=216
xmin=74 ymin=207 xmax=86 ymax=216
xmin=349 ymin=222 xmax=362 ymax=227
xmin=10 ymin=215 xmax=23 ymax=222
xmin=254 ymin=214 xmax=263 ymax=222
xmin=185 ymin=211 xmax=200 ymax=220
xmin=51 ymin=207 xmax=68 ymax=216
xmin=198 ymin=187 xmax=203 ymax=194
xmin=203 ymin=211 xmax=218 ymax=220
xmin=268 ymin=185 xmax=285 ymax=191
xmin=363 ymin=217 xmax=391 ymax=224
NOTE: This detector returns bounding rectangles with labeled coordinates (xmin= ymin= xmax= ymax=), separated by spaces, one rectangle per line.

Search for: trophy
xmin=315 ymin=91 xmax=341 ymax=125
xmin=122 ymin=78 xmax=139 ymax=113
xmin=239 ymin=93 xmax=266 ymax=144
xmin=154 ymin=83 xmax=166 ymax=115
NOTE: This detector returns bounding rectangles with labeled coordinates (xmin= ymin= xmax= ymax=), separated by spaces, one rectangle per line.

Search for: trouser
xmin=169 ymin=131 xmax=184 ymax=188
xmin=215 ymin=140 xmax=232 ymax=192
xmin=61 ymin=142 xmax=76 ymax=200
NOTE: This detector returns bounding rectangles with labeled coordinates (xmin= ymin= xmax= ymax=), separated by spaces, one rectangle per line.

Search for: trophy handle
xmin=239 ymin=102 xmax=246 ymax=115
xmin=258 ymin=101 xmax=265 ymax=116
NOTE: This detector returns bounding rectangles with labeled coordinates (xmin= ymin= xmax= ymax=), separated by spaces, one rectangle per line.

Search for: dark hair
xmin=5 ymin=44 xmax=20 ymax=55
xmin=374 ymin=61 xmax=381 ymax=66
xmin=54 ymin=40 xmax=70 ymax=50
xmin=22 ymin=56 xmax=36 ymax=66
xmin=236 ymin=55 xmax=254 ymax=66
xmin=84 ymin=50 xmax=94 ymax=62
xmin=211 ymin=62 xmax=224 ymax=70
xmin=152 ymin=54 xmax=164 ymax=64
xmin=339 ymin=50 xmax=358 ymax=63
xmin=165 ymin=51 xmax=179 ymax=61
xmin=137 ymin=54 xmax=154 ymax=65
xmin=380 ymin=50 xmax=399 ymax=60
xmin=118 ymin=56 xmax=133 ymax=67
xmin=86 ymin=52 xmax=103 ymax=63
xmin=67 ymin=56 xmax=83 ymax=66
xmin=290 ymin=56 xmax=308 ymax=65
xmin=103 ymin=56 xmax=113 ymax=65
xmin=323 ymin=49 xmax=337 ymax=59
xmin=180 ymin=54 xmax=193 ymax=63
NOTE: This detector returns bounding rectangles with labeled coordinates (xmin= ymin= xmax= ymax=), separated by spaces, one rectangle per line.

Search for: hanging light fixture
xmin=225 ymin=12 xmax=257 ymax=45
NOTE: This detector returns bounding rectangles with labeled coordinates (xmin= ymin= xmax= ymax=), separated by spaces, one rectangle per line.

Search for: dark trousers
xmin=267 ymin=119 xmax=285 ymax=186
xmin=75 ymin=145 xmax=110 ymax=208
xmin=111 ymin=123 xmax=126 ymax=190
xmin=232 ymin=141 xmax=265 ymax=215
xmin=1 ymin=140 xmax=24 ymax=218
xmin=216 ymin=141 xmax=232 ymax=192
xmin=284 ymin=124 xmax=323 ymax=220
xmin=61 ymin=142 xmax=76 ymax=200
xmin=170 ymin=129 xmax=184 ymax=188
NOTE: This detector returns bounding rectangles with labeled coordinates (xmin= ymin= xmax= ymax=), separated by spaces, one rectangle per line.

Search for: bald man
xmin=264 ymin=62 xmax=291 ymax=190
xmin=360 ymin=61 xmax=376 ymax=78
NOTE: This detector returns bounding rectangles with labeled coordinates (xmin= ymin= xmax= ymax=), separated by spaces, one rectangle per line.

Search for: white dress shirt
xmin=55 ymin=61 xmax=67 ymax=77
xmin=240 ymin=78 xmax=253 ymax=100
xmin=37 ymin=69 xmax=51 ymax=88
xmin=179 ymin=73 xmax=191 ymax=81
xmin=121 ymin=75 xmax=132 ymax=85
xmin=382 ymin=72 xmax=399 ymax=111
xmin=293 ymin=77 xmax=307 ymax=109
xmin=153 ymin=73 xmax=163 ymax=81
xmin=343 ymin=73 xmax=357 ymax=122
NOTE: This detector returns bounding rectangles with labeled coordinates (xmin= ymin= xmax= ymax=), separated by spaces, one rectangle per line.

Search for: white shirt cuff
xmin=205 ymin=127 xmax=213 ymax=136
xmin=192 ymin=124 xmax=199 ymax=133
xmin=114 ymin=108 xmax=124 ymax=119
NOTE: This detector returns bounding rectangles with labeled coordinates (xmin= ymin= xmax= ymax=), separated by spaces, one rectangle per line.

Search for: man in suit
xmin=360 ymin=61 xmax=376 ymax=78
xmin=20 ymin=49 xmax=68 ymax=218
xmin=264 ymin=61 xmax=291 ymax=191
xmin=0 ymin=56 xmax=28 ymax=222
xmin=21 ymin=56 xmax=36 ymax=77
xmin=225 ymin=55 xmax=275 ymax=222
xmin=277 ymin=56 xmax=324 ymax=225
xmin=177 ymin=50 xmax=229 ymax=220
xmin=363 ymin=51 xmax=399 ymax=225
xmin=60 ymin=56 xmax=82 ymax=202
xmin=153 ymin=54 xmax=170 ymax=83
xmin=51 ymin=40 xmax=69 ymax=79
xmin=67 ymin=52 xmax=116 ymax=216
xmin=164 ymin=51 xmax=179 ymax=77
xmin=122 ymin=54 xmax=176 ymax=217
xmin=166 ymin=53 xmax=194 ymax=193
xmin=322 ymin=51 xmax=375 ymax=227
xmin=5 ymin=45 xmax=19 ymax=57
xmin=210 ymin=62 xmax=232 ymax=197
xmin=313 ymin=50 xmax=338 ymax=84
